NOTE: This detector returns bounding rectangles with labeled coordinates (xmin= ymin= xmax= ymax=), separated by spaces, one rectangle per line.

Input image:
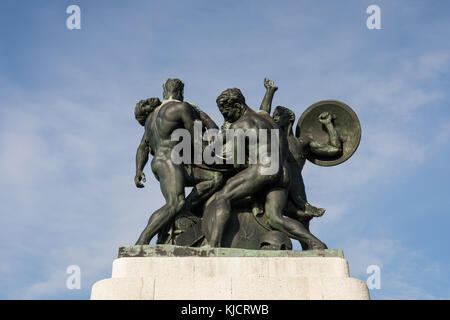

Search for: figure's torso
xmin=229 ymin=108 xmax=288 ymax=164
xmin=287 ymin=135 xmax=308 ymax=171
xmin=145 ymin=100 xmax=199 ymax=153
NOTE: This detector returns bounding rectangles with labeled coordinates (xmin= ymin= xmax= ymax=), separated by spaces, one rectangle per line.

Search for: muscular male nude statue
xmin=134 ymin=79 xmax=223 ymax=245
xmin=261 ymin=78 xmax=342 ymax=217
xmin=202 ymin=86 xmax=327 ymax=249
xmin=260 ymin=78 xmax=342 ymax=249
xmin=274 ymin=107 xmax=342 ymax=218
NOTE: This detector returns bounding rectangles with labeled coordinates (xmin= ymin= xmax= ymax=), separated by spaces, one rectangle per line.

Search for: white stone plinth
xmin=91 ymin=248 xmax=369 ymax=300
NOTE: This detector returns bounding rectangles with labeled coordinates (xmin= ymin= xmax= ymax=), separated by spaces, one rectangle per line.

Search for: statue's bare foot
xmin=304 ymin=203 xmax=326 ymax=217
xmin=305 ymin=239 xmax=328 ymax=250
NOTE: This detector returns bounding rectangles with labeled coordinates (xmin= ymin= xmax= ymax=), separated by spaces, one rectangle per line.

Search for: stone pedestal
xmin=91 ymin=245 xmax=369 ymax=300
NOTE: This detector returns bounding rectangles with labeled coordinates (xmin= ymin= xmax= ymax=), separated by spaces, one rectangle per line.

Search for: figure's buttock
xmin=151 ymin=147 xmax=176 ymax=178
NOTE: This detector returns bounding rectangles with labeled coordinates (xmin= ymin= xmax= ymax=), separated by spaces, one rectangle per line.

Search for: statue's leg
xmin=287 ymin=166 xmax=325 ymax=218
xmin=135 ymin=158 xmax=186 ymax=245
xmin=202 ymin=166 xmax=276 ymax=247
xmin=265 ymin=188 xmax=327 ymax=250
xmin=185 ymin=167 xmax=224 ymax=209
xmin=288 ymin=164 xmax=307 ymax=202
xmin=285 ymin=200 xmax=312 ymax=250
xmin=286 ymin=199 xmax=325 ymax=219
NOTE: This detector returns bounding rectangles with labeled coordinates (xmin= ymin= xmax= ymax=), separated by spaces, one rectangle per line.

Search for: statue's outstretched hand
xmin=318 ymin=111 xmax=336 ymax=125
xmin=264 ymin=78 xmax=278 ymax=91
xmin=134 ymin=171 xmax=146 ymax=188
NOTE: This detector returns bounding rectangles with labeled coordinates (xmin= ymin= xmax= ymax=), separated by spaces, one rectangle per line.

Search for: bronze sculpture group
xmin=133 ymin=78 xmax=360 ymax=250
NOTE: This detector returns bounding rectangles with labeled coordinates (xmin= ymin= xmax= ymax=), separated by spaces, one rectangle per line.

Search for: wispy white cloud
xmin=1 ymin=0 xmax=449 ymax=300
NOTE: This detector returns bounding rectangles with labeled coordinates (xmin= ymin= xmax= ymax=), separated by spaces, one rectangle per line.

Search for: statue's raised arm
xmin=296 ymin=100 xmax=361 ymax=167
xmin=259 ymin=78 xmax=278 ymax=114
xmin=308 ymin=111 xmax=343 ymax=157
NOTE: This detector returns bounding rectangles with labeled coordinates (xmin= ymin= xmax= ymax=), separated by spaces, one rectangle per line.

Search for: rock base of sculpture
xmin=91 ymin=245 xmax=370 ymax=300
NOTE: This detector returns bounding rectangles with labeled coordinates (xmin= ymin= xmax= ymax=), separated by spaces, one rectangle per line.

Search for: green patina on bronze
xmin=118 ymin=245 xmax=344 ymax=258
xmin=296 ymin=100 xmax=361 ymax=167
xmin=131 ymin=78 xmax=361 ymax=251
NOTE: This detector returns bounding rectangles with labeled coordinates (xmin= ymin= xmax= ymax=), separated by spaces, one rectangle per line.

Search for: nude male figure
xmin=134 ymin=78 xmax=223 ymax=245
xmin=260 ymin=79 xmax=342 ymax=219
xmin=202 ymin=87 xmax=327 ymax=249
xmin=258 ymin=78 xmax=342 ymax=249
xmin=274 ymin=107 xmax=342 ymax=221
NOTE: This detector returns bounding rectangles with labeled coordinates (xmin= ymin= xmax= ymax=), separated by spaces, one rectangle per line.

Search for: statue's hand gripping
xmin=318 ymin=111 xmax=336 ymax=126
xmin=134 ymin=171 xmax=146 ymax=188
xmin=264 ymin=78 xmax=278 ymax=92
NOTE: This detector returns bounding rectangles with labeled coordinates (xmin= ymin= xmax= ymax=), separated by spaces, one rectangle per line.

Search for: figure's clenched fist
xmin=264 ymin=78 xmax=278 ymax=91
xmin=134 ymin=171 xmax=146 ymax=188
xmin=318 ymin=111 xmax=336 ymax=125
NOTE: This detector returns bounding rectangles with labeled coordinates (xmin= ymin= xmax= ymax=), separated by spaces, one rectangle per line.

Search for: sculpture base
xmin=91 ymin=245 xmax=369 ymax=300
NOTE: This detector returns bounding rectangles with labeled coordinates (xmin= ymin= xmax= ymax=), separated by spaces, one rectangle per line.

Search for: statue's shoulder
xmin=256 ymin=109 xmax=269 ymax=115
xmin=186 ymin=101 xmax=200 ymax=110
xmin=161 ymin=100 xmax=191 ymax=113
xmin=255 ymin=109 xmax=275 ymax=122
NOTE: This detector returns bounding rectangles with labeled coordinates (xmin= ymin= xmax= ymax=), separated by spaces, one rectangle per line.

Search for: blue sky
xmin=0 ymin=0 xmax=449 ymax=299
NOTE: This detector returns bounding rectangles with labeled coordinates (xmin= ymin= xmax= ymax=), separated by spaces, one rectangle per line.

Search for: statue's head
xmin=273 ymin=106 xmax=295 ymax=129
xmin=216 ymin=88 xmax=246 ymax=123
xmin=163 ymin=78 xmax=184 ymax=101
xmin=134 ymin=97 xmax=161 ymax=126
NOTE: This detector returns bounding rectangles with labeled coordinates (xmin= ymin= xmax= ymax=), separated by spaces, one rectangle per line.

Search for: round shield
xmin=295 ymin=100 xmax=361 ymax=167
